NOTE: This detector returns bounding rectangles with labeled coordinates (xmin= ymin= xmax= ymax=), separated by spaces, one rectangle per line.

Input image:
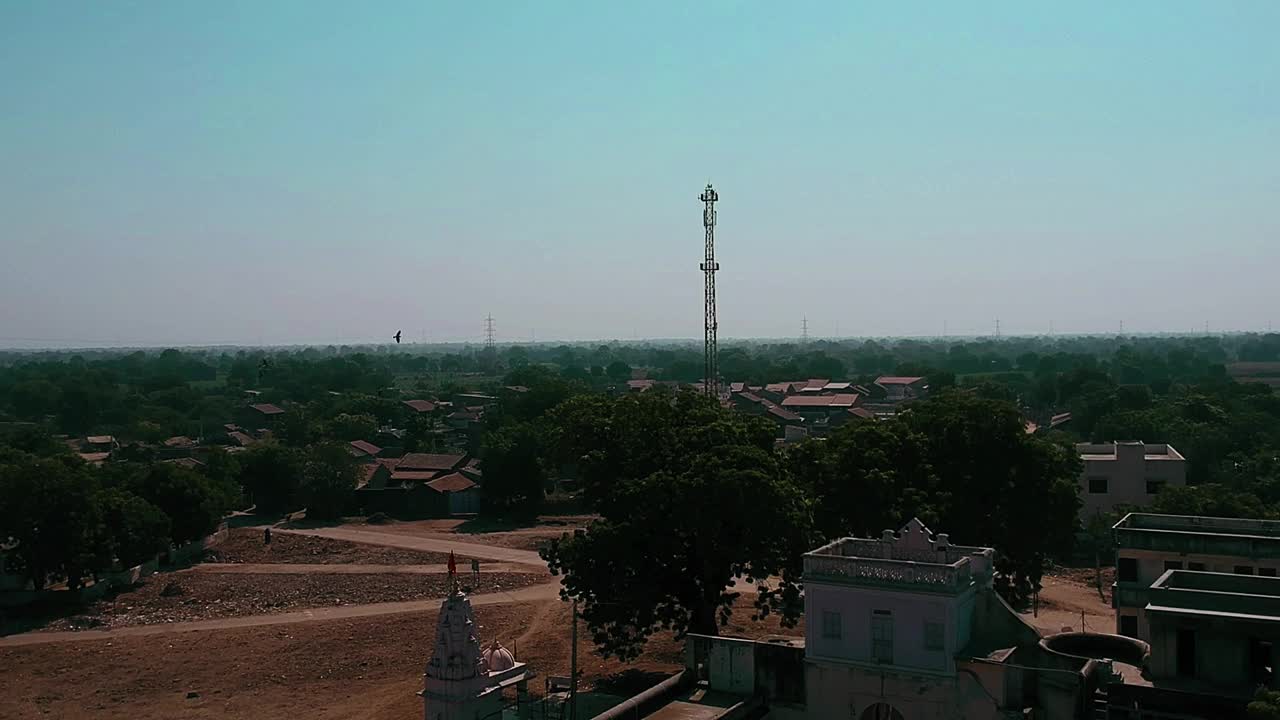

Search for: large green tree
xmin=299 ymin=442 xmax=360 ymax=520
xmin=793 ymin=391 xmax=1081 ymax=605
xmin=127 ymin=463 xmax=238 ymax=545
xmin=542 ymin=391 xmax=813 ymax=659
xmin=237 ymin=442 xmax=305 ymax=514
xmin=480 ymin=422 xmax=550 ymax=517
xmin=98 ymin=487 xmax=171 ymax=567
xmin=0 ymin=454 xmax=107 ymax=588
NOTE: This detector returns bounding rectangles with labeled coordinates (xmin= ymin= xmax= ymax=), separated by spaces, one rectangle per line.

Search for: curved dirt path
xmin=1 ymin=525 xmax=561 ymax=647
xmin=0 ymin=582 xmax=560 ymax=647
xmin=191 ymin=562 xmax=530 ymax=575
xmin=275 ymin=526 xmax=546 ymax=567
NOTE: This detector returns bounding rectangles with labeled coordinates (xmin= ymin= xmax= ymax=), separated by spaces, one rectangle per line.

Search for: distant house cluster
xmin=727 ymin=376 xmax=928 ymax=442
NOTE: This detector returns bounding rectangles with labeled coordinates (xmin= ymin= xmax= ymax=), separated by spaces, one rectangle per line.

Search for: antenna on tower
xmin=699 ymin=183 xmax=720 ymax=397
xmin=484 ymin=314 xmax=496 ymax=352
xmin=801 ymin=315 xmax=809 ymax=344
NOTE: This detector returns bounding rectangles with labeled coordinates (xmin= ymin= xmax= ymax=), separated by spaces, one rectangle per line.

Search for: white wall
xmin=805 ymin=580 xmax=968 ymax=675
xmin=805 ymin=661 xmax=956 ymax=720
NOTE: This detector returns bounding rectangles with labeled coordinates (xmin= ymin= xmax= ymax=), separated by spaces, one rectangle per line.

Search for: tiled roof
xmin=163 ymin=436 xmax=196 ymax=448
xmin=164 ymin=457 xmax=205 ymax=469
xmin=349 ymin=440 xmax=382 ymax=457
xmin=390 ymin=470 xmax=440 ymax=482
xmin=78 ymin=451 xmax=111 ymax=464
xmin=86 ymin=435 xmax=115 ymax=445
xmin=782 ymin=395 xmax=836 ymax=407
xmin=504 ymin=385 xmax=530 ymax=393
xmin=763 ymin=383 xmax=791 ymax=393
xmin=228 ymin=431 xmax=256 ymax=447
xmin=848 ymin=407 xmax=876 ymax=420
xmin=729 ymin=382 xmax=745 ymax=393
xmin=827 ymin=393 xmax=862 ymax=407
xmin=737 ymin=392 xmax=763 ymax=403
xmin=249 ymin=403 xmax=286 ymax=415
xmin=403 ymin=399 xmax=436 ymax=413
xmin=426 ymin=473 xmax=477 ymax=493
xmin=626 ymin=379 xmax=656 ymax=391
xmin=398 ymin=453 xmax=466 ymax=471
xmin=875 ymin=376 xmax=925 ymax=385
xmin=767 ymin=405 xmax=803 ymax=422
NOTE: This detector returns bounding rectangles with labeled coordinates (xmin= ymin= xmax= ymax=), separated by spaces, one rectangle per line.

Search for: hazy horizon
xmin=3 ymin=2 xmax=1278 ymax=349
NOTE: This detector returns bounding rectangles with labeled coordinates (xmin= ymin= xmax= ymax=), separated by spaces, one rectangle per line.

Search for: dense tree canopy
xmin=542 ymin=390 xmax=813 ymax=660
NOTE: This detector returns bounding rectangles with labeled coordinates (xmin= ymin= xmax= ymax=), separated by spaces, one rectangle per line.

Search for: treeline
xmin=0 ymin=433 xmax=360 ymax=591
xmin=525 ymin=386 xmax=1080 ymax=659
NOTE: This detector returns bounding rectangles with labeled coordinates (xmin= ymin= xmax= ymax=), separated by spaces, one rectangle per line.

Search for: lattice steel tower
xmin=699 ymin=183 xmax=720 ymax=397
xmin=484 ymin=314 xmax=496 ymax=352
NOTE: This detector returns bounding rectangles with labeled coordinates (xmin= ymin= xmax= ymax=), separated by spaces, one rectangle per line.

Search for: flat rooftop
xmin=1077 ymin=442 xmax=1184 ymax=461
xmin=1147 ymin=570 xmax=1280 ymax=624
xmin=804 ymin=518 xmax=993 ymax=593
xmin=1114 ymin=513 xmax=1280 ymax=540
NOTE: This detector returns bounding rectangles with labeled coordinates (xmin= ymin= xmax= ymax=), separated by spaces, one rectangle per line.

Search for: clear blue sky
xmin=2 ymin=2 xmax=1277 ymax=348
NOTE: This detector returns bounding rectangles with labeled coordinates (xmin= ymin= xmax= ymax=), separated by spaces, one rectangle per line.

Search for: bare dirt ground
xmin=1020 ymin=565 xmax=1115 ymax=635
xmin=207 ymin=527 xmax=464 ymax=565
xmin=1 ymin=597 xmax=797 ymax=720
xmin=369 ymin=515 xmax=591 ymax=552
xmin=38 ymin=570 xmax=545 ymax=632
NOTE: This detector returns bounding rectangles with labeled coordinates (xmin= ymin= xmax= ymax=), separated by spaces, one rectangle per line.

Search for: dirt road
xmin=275 ymin=527 xmax=546 ymax=567
xmin=0 ymin=583 xmax=560 ymax=647
xmin=190 ymin=562 xmax=529 ymax=575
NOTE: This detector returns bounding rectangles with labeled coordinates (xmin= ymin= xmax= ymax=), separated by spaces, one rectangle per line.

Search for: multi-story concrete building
xmin=1112 ymin=512 xmax=1280 ymax=640
xmin=1077 ymin=442 xmax=1186 ymax=519
xmin=1144 ymin=569 xmax=1280 ymax=695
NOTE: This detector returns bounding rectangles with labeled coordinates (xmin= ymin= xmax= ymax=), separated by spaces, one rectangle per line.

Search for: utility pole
xmin=570 ymin=598 xmax=579 ymax=720
xmin=699 ymin=183 xmax=720 ymax=397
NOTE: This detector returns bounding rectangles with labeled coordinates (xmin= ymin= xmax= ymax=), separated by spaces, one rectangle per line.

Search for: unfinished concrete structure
xmin=1076 ymin=442 xmax=1185 ymax=519
xmin=1112 ymin=512 xmax=1280 ymax=641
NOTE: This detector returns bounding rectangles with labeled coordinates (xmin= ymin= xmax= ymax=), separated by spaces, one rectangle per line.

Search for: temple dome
xmin=483 ymin=640 xmax=515 ymax=672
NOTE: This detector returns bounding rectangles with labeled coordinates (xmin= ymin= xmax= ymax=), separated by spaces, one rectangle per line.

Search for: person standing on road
xmin=471 ymin=558 xmax=480 ymax=582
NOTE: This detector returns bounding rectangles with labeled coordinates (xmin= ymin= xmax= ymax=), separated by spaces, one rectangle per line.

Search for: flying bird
xmin=393 ymin=330 xmax=402 ymax=344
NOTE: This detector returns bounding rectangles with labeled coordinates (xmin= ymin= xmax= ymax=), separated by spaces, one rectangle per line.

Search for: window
xmin=1088 ymin=476 xmax=1109 ymax=494
xmin=1146 ymin=478 xmax=1167 ymax=495
xmin=1262 ymin=568 xmax=1278 ymax=578
xmin=871 ymin=611 xmax=894 ymax=664
xmin=821 ymin=610 xmax=842 ymax=640
xmin=1119 ymin=615 xmax=1138 ymax=638
xmin=1118 ymin=558 xmax=1138 ymax=582
xmin=924 ymin=621 xmax=944 ymax=651
xmin=1188 ymin=562 xmax=1206 ymax=571
xmin=1163 ymin=560 xmax=1183 ymax=571
xmin=1236 ymin=566 xmax=1255 ymax=576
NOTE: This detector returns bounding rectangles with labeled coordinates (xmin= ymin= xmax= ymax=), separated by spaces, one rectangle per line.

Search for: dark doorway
xmin=1119 ymin=615 xmax=1138 ymax=638
xmin=1250 ymin=638 xmax=1274 ymax=686
xmin=860 ymin=703 xmax=905 ymax=720
xmin=1177 ymin=629 xmax=1197 ymax=678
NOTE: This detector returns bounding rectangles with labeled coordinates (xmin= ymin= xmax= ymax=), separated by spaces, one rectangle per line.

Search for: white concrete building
xmin=803 ymin=519 xmax=996 ymax=719
xmin=1076 ymin=442 xmax=1185 ymax=520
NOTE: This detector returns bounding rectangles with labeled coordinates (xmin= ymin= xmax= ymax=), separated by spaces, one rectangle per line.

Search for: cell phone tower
xmin=699 ymin=183 xmax=720 ymax=398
